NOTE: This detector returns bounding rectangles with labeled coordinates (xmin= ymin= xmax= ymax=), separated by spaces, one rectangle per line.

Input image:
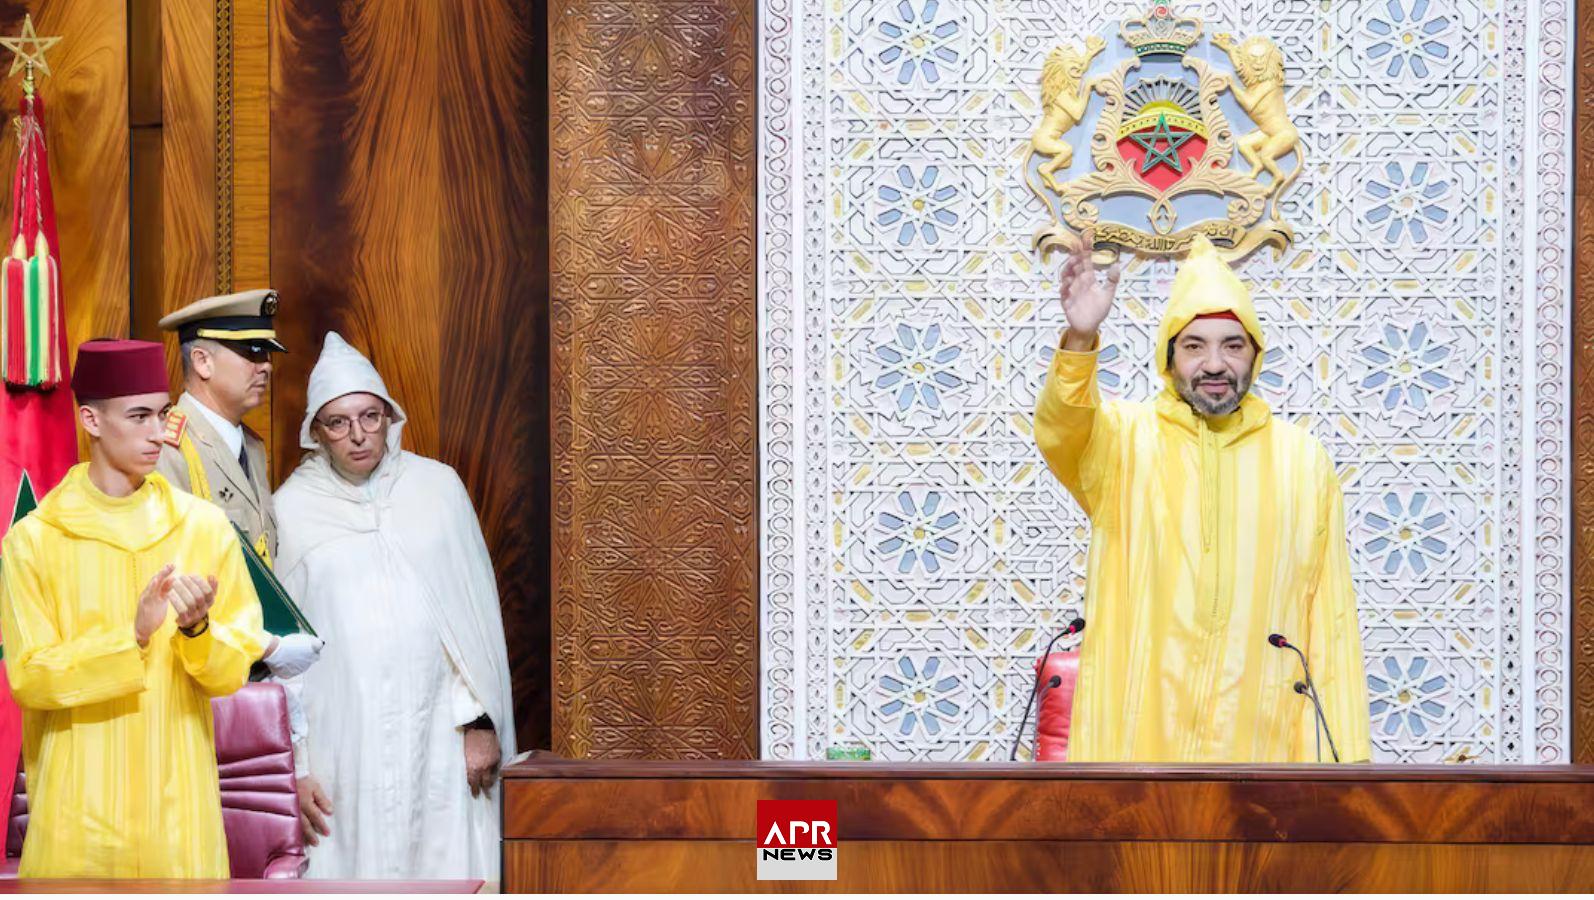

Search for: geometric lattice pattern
xmin=759 ymin=0 xmax=1571 ymax=763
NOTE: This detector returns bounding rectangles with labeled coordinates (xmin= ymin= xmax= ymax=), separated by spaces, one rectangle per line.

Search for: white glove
xmin=264 ymin=632 xmax=325 ymax=678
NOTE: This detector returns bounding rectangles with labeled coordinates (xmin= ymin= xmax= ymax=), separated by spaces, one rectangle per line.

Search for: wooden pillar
xmin=548 ymin=0 xmax=759 ymax=757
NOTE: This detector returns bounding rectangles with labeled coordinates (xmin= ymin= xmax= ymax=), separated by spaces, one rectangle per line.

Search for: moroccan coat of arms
xmin=1028 ymin=4 xmax=1303 ymax=261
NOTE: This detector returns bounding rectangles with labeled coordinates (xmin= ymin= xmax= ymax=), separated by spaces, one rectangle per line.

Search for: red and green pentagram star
xmin=1130 ymin=114 xmax=1193 ymax=174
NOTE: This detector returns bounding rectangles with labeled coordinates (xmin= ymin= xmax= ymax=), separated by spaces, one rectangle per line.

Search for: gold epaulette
xmin=163 ymin=409 xmax=189 ymax=447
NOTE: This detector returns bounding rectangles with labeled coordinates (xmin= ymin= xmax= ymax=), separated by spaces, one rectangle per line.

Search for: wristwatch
xmin=464 ymin=714 xmax=494 ymax=731
xmin=178 ymin=617 xmax=210 ymax=638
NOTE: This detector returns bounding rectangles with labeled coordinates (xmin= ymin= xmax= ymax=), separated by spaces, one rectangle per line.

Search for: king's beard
xmin=1175 ymin=370 xmax=1252 ymax=418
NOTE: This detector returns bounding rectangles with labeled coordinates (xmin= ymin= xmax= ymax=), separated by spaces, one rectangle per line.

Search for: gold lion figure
xmin=1212 ymin=32 xmax=1302 ymax=194
xmin=1032 ymin=36 xmax=1106 ymax=194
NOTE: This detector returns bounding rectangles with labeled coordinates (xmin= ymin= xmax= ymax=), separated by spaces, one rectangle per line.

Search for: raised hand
xmin=168 ymin=574 xmax=217 ymax=631
xmin=1058 ymin=229 xmax=1121 ymax=351
xmin=135 ymin=564 xmax=175 ymax=648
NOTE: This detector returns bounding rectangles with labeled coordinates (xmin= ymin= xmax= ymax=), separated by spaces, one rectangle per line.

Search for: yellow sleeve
xmin=1033 ymin=344 xmax=1120 ymax=517
xmin=0 ymin=531 xmax=146 ymax=710
xmin=1299 ymin=451 xmax=1373 ymax=763
xmin=173 ymin=527 xmax=267 ymax=697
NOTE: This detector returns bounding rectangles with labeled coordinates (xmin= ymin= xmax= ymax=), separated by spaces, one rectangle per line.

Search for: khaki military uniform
xmin=156 ymin=289 xmax=287 ymax=564
xmin=156 ymin=393 xmax=278 ymax=563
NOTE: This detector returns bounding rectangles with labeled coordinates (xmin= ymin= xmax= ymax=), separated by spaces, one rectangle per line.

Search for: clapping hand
xmin=168 ymin=574 xmax=217 ymax=631
xmin=135 ymin=565 xmax=175 ymax=647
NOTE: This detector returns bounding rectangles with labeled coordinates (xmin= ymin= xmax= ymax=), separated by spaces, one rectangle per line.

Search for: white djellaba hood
xmin=297 ymin=331 xmax=408 ymax=455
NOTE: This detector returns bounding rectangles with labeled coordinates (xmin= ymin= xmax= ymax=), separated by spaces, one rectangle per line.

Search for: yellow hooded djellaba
xmin=0 ymin=465 xmax=268 ymax=877
xmin=1034 ymin=236 xmax=1372 ymax=763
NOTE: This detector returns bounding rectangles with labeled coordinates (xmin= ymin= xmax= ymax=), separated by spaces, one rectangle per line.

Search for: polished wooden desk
xmin=503 ymin=759 xmax=1594 ymax=892
xmin=0 ymin=880 xmax=482 ymax=893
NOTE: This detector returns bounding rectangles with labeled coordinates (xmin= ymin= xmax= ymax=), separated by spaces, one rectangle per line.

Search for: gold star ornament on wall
xmin=0 ymin=15 xmax=60 ymax=81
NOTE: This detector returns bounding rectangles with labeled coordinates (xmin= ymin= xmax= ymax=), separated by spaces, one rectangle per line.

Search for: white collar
xmin=183 ymin=392 xmax=245 ymax=460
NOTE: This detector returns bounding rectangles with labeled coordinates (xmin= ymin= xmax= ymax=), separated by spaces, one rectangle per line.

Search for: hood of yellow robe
xmin=31 ymin=464 xmax=194 ymax=553
xmin=1152 ymin=235 xmax=1272 ymax=441
xmin=1156 ymin=234 xmax=1268 ymax=384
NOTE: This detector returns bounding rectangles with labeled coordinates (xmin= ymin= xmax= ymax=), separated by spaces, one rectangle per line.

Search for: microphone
xmin=1269 ymin=633 xmax=1339 ymax=762
xmin=1036 ymin=674 xmax=1064 ymax=708
xmin=1012 ymin=617 xmax=1085 ymax=761
xmin=1033 ymin=672 xmax=1066 ymax=742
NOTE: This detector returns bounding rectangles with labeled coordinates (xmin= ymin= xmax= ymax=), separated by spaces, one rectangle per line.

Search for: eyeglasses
xmin=315 ymin=408 xmax=386 ymax=440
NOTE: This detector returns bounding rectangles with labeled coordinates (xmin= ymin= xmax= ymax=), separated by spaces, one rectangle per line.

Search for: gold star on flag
xmin=0 ymin=15 xmax=60 ymax=80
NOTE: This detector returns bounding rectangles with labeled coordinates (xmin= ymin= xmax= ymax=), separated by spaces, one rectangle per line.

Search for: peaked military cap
xmin=158 ymin=289 xmax=286 ymax=353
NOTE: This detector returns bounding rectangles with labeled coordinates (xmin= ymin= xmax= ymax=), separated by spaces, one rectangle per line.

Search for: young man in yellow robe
xmin=1034 ymin=234 xmax=1372 ymax=763
xmin=0 ymin=339 xmax=269 ymax=877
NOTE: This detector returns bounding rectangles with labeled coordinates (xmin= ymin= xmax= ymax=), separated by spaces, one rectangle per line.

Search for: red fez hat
xmin=71 ymin=339 xmax=170 ymax=401
xmin=1192 ymin=310 xmax=1242 ymax=324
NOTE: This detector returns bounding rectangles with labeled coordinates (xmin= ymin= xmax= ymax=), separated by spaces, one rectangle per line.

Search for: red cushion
xmin=1033 ymin=650 xmax=1080 ymax=761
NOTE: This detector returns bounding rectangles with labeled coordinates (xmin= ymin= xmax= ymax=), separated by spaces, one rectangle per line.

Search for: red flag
xmin=0 ymin=88 xmax=77 ymax=855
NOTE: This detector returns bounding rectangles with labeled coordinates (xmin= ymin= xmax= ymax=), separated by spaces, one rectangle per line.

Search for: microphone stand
xmin=1294 ymin=682 xmax=1321 ymax=763
xmin=1284 ymin=643 xmax=1339 ymax=763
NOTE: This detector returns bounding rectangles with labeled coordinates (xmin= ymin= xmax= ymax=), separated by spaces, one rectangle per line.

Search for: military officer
xmin=156 ymin=289 xmax=324 ymax=841
xmin=156 ymin=289 xmax=283 ymax=563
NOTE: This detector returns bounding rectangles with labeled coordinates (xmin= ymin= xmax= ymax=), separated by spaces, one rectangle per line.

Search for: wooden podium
xmin=503 ymin=759 xmax=1594 ymax=892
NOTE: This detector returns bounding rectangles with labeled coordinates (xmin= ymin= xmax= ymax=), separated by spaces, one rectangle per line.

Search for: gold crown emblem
xmin=1120 ymin=4 xmax=1201 ymax=57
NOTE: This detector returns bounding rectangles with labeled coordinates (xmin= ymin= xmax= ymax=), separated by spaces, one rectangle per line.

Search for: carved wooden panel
xmin=549 ymin=0 xmax=758 ymax=758
xmin=270 ymin=0 xmax=549 ymax=751
xmin=1575 ymin=1 xmax=1594 ymax=764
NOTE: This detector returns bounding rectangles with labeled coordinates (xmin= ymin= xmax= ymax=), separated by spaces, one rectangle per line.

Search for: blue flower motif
xmin=875 ymin=323 xmax=963 ymax=412
xmin=878 ymin=0 xmax=960 ymax=86
xmin=879 ymin=655 xmax=961 ymax=737
xmin=878 ymin=490 xmax=961 ymax=575
xmin=1359 ymin=322 xmax=1454 ymax=412
xmin=1364 ymin=0 xmax=1452 ymax=79
xmin=1364 ymin=161 xmax=1452 ymax=244
xmin=878 ymin=165 xmax=959 ymax=246
xmin=1367 ymin=656 xmax=1448 ymax=738
xmin=1362 ymin=491 xmax=1449 ymax=577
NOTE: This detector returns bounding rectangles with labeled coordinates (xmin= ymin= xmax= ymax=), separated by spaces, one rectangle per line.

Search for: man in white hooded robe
xmin=274 ymin=333 xmax=516 ymax=880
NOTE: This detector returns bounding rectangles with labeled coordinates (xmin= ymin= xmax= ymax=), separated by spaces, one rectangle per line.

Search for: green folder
xmin=233 ymin=523 xmax=316 ymax=638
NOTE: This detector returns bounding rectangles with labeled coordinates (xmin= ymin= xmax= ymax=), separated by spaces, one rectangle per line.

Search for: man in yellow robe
xmin=1034 ymin=234 xmax=1371 ymax=763
xmin=0 ymin=339 xmax=268 ymax=877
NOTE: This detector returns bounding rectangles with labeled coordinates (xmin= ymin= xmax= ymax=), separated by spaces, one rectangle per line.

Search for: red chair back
xmin=1033 ymin=650 xmax=1080 ymax=761
xmin=212 ymin=682 xmax=307 ymax=878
